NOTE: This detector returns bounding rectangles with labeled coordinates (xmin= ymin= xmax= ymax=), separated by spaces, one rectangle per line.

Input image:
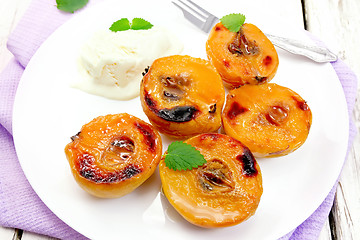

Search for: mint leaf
xmin=131 ymin=18 xmax=153 ymax=30
xmin=164 ymin=141 xmax=206 ymax=171
xmin=109 ymin=18 xmax=131 ymax=32
xmin=56 ymin=0 xmax=88 ymax=13
xmin=220 ymin=13 xmax=246 ymax=32
xmin=110 ymin=18 xmax=153 ymax=32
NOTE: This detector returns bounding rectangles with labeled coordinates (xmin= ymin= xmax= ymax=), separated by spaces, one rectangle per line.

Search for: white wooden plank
xmin=304 ymin=0 xmax=360 ymax=240
xmin=21 ymin=231 xmax=57 ymax=240
xmin=304 ymin=0 xmax=360 ymax=75
xmin=318 ymin=219 xmax=332 ymax=240
xmin=0 ymin=227 xmax=16 ymax=240
xmin=331 ymin=118 xmax=360 ymax=240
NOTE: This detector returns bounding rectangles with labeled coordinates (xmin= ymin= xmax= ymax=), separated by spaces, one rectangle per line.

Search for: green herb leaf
xmin=164 ymin=141 xmax=206 ymax=171
xmin=109 ymin=18 xmax=154 ymax=32
xmin=109 ymin=18 xmax=131 ymax=32
xmin=220 ymin=13 xmax=246 ymax=32
xmin=131 ymin=18 xmax=154 ymax=30
xmin=56 ymin=0 xmax=89 ymax=13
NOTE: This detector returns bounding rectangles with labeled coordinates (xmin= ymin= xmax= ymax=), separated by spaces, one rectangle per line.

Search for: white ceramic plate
xmin=12 ymin=0 xmax=349 ymax=239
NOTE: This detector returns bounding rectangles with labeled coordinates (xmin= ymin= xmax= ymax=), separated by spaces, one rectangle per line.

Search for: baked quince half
xmin=159 ymin=133 xmax=263 ymax=228
xmin=140 ymin=55 xmax=225 ymax=138
xmin=65 ymin=113 xmax=162 ymax=198
xmin=206 ymin=22 xmax=279 ymax=88
xmin=222 ymin=83 xmax=312 ymax=157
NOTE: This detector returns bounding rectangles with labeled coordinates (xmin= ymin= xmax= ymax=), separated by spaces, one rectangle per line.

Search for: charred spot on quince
xmin=263 ymin=56 xmax=272 ymax=66
xmin=142 ymin=66 xmax=150 ymax=76
xmin=197 ymin=159 xmax=234 ymax=193
xmin=144 ymin=91 xmax=157 ymax=112
xmin=223 ymin=59 xmax=230 ymax=68
xmin=209 ymin=103 xmax=217 ymax=113
xmin=215 ymin=24 xmax=225 ymax=31
xmin=135 ymin=122 xmax=157 ymax=152
xmin=227 ymin=102 xmax=248 ymax=120
xmin=255 ymin=76 xmax=267 ymax=83
xmin=157 ymin=105 xmax=198 ymax=122
xmin=236 ymin=148 xmax=258 ymax=177
xmin=70 ymin=131 xmax=81 ymax=141
xmin=77 ymin=153 xmax=142 ymax=183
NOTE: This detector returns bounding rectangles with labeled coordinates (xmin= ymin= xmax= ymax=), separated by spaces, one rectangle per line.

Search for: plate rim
xmin=12 ymin=0 xmax=350 ymax=239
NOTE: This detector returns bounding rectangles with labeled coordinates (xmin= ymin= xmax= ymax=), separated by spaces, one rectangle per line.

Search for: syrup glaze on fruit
xmin=65 ymin=113 xmax=162 ymax=198
xmin=159 ymin=133 xmax=263 ymax=228
xmin=222 ymin=83 xmax=312 ymax=157
xmin=206 ymin=23 xmax=279 ymax=88
xmin=140 ymin=55 xmax=225 ymax=138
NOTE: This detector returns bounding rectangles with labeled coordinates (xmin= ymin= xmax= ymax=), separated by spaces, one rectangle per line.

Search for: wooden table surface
xmin=0 ymin=0 xmax=359 ymax=239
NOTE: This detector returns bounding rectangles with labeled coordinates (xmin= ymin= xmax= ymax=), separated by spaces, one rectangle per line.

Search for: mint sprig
xmin=109 ymin=18 xmax=131 ymax=32
xmin=131 ymin=18 xmax=154 ymax=30
xmin=109 ymin=18 xmax=153 ymax=32
xmin=56 ymin=0 xmax=89 ymax=13
xmin=164 ymin=141 xmax=206 ymax=171
xmin=220 ymin=13 xmax=246 ymax=32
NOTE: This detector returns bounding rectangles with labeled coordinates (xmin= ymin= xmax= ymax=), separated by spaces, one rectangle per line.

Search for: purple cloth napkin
xmin=0 ymin=0 xmax=357 ymax=239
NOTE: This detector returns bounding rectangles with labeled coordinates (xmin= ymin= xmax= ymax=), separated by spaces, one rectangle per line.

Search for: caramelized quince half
xmin=222 ymin=83 xmax=312 ymax=157
xmin=206 ymin=22 xmax=279 ymax=88
xmin=140 ymin=55 xmax=225 ymax=138
xmin=64 ymin=113 xmax=162 ymax=198
xmin=159 ymin=133 xmax=263 ymax=228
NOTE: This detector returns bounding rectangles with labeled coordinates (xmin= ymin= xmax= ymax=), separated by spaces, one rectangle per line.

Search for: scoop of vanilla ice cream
xmin=74 ymin=26 xmax=183 ymax=100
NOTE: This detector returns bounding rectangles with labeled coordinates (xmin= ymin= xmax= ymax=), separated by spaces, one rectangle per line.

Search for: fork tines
xmin=172 ymin=0 xmax=219 ymax=33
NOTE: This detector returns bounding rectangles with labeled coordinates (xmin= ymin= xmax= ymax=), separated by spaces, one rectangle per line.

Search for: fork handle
xmin=265 ymin=33 xmax=338 ymax=63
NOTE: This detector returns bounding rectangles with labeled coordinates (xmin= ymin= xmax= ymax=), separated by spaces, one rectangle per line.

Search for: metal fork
xmin=172 ymin=0 xmax=338 ymax=63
